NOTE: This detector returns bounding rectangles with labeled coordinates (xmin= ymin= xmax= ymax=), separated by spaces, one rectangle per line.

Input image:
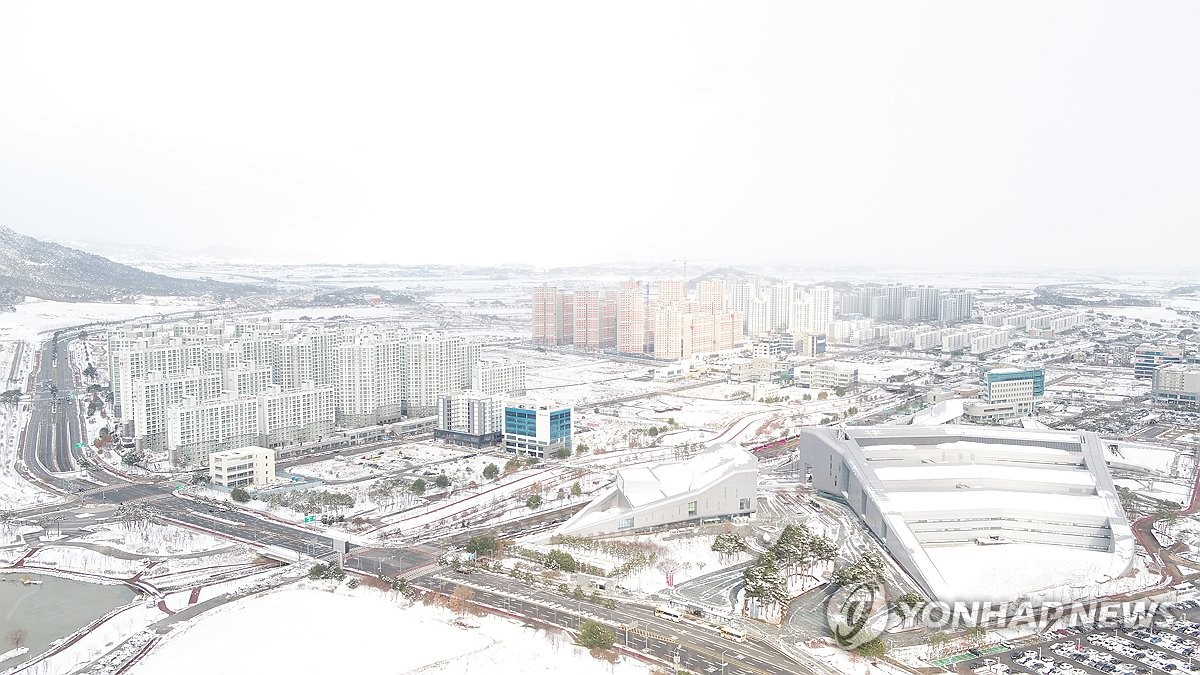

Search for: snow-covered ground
xmin=1105 ymin=442 xmax=1179 ymax=476
xmin=528 ymin=529 xmax=753 ymax=595
xmin=841 ymin=358 xmax=937 ymax=383
xmin=74 ymin=522 xmax=228 ymax=556
xmin=128 ymin=586 xmax=653 ymax=675
xmin=1114 ymin=478 xmax=1191 ymax=506
xmin=0 ymin=298 xmax=207 ymax=343
xmin=24 ymin=546 xmax=150 ymax=577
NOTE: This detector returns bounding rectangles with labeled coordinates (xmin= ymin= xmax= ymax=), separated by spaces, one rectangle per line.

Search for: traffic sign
xmin=304 ymin=515 xmax=315 ymax=523
xmin=74 ymin=442 xmax=85 ymax=449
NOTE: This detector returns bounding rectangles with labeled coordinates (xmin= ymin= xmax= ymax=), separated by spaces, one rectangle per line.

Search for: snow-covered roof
xmin=802 ymin=424 xmax=1135 ymax=603
xmin=874 ymin=464 xmax=1095 ymax=487
xmin=910 ymin=399 xmax=965 ymax=426
xmin=619 ymin=442 xmax=757 ymax=508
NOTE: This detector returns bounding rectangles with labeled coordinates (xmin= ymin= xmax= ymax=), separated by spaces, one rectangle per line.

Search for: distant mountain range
xmin=0 ymin=226 xmax=253 ymax=302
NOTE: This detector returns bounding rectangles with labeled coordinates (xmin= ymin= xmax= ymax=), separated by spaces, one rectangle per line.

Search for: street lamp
xmin=720 ymin=648 xmax=728 ymax=675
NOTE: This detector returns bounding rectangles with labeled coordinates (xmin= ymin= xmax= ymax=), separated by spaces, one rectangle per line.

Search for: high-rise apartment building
xmin=697 ymin=279 xmax=727 ymax=313
xmin=471 ymin=359 xmax=527 ymax=396
xmin=336 ymin=334 xmax=407 ymax=427
xmin=257 ymin=382 xmax=335 ymax=448
xmin=131 ymin=368 xmax=223 ymax=452
xmin=404 ymin=332 xmax=479 ymax=416
xmin=616 ymin=280 xmax=646 ymax=354
xmin=167 ymin=394 xmax=260 ymax=469
xmin=657 ymin=279 xmax=686 ymax=305
xmin=223 ymin=363 xmax=273 ymax=396
xmin=768 ymin=283 xmax=794 ymax=332
xmin=436 ymin=391 xmax=505 ymax=448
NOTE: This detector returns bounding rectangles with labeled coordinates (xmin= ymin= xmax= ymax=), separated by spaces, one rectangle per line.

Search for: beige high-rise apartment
xmin=657 ymin=279 xmax=686 ymax=305
xmin=616 ymin=280 xmax=646 ymax=354
xmin=697 ymin=279 xmax=728 ymax=313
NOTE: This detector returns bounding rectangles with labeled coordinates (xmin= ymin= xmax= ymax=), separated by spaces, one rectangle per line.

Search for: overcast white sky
xmin=1 ymin=2 xmax=1198 ymax=269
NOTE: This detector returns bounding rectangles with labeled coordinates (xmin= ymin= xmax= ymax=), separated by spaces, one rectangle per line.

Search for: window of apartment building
xmin=687 ymin=501 xmax=697 ymax=517
xmin=738 ymin=497 xmax=751 ymax=511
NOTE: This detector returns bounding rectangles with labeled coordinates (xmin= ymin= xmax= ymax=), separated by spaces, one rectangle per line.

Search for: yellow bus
xmin=654 ymin=605 xmax=682 ymax=621
xmin=719 ymin=625 xmax=747 ymax=642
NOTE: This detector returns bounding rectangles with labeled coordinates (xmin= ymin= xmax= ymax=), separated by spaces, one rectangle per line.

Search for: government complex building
xmin=798 ymin=425 xmax=1134 ymax=603
xmin=558 ymin=443 xmax=757 ymax=537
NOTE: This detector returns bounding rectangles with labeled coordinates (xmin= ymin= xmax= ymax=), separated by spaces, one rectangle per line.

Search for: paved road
xmin=418 ymin=570 xmax=807 ymax=675
xmin=7 ymin=333 xmax=837 ymax=674
xmin=21 ymin=336 xmax=85 ymax=487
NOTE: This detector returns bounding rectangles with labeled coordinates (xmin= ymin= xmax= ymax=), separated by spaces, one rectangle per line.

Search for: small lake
xmin=0 ymin=573 xmax=138 ymax=670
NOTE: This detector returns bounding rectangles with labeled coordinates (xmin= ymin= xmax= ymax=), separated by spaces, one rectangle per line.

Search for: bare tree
xmin=7 ymin=629 xmax=27 ymax=649
xmin=450 ymin=585 xmax=476 ymax=615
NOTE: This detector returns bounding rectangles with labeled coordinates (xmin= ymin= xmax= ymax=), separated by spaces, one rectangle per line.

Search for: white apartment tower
xmin=336 ymin=334 xmax=407 ymax=427
xmin=257 ymin=382 xmax=336 ymax=448
xmin=471 ymin=359 xmax=527 ymax=396
xmin=167 ymin=394 xmax=260 ymax=469
xmin=130 ymin=368 xmax=223 ymax=452
xmin=404 ymin=332 xmax=479 ymax=416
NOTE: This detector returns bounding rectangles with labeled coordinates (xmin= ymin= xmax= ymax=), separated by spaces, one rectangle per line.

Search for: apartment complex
xmin=839 ymin=284 xmax=975 ymax=324
xmin=530 ymin=279 xmax=838 ymax=359
xmin=530 ymin=281 xmax=745 ymax=360
xmin=110 ymin=319 xmax=517 ymax=469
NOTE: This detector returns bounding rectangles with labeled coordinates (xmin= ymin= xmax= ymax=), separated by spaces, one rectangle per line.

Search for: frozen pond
xmin=0 ymin=572 xmax=137 ymax=669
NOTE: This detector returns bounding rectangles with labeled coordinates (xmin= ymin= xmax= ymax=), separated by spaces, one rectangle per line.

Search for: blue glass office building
xmin=504 ymin=403 xmax=572 ymax=458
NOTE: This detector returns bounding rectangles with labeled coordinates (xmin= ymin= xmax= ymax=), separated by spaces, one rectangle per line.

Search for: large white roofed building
xmin=798 ymin=425 xmax=1134 ymax=603
xmin=558 ymin=443 xmax=757 ymax=537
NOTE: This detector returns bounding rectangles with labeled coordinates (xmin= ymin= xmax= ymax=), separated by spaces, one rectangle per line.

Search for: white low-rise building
xmin=209 ymin=446 xmax=276 ymax=488
xmin=793 ymin=363 xmax=858 ymax=390
xmin=558 ymin=443 xmax=757 ymax=537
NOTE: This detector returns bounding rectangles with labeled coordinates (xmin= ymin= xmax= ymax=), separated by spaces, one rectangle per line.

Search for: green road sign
xmin=304 ymin=515 xmax=315 ymax=523
xmin=176 ymin=484 xmax=184 ymax=489
xmin=74 ymin=442 xmax=85 ymax=449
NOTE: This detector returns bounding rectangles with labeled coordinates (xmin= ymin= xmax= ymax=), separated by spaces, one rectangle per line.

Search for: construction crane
xmin=673 ymin=258 xmax=690 ymax=280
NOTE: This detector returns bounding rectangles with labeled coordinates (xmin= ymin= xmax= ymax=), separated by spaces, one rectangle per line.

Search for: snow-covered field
xmin=0 ymin=298 xmax=207 ymax=343
xmin=1114 ymin=478 xmax=1191 ymax=506
xmin=1105 ymin=442 xmax=1179 ymax=476
xmin=24 ymin=546 xmax=149 ymax=577
xmin=510 ymin=349 xmax=665 ymax=407
xmin=529 ymin=529 xmax=753 ymax=595
xmin=128 ymin=586 xmax=653 ymax=675
xmin=842 ymin=358 xmax=937 ymax=382
xmin=75 ymin=522 xmax=228 ymax=556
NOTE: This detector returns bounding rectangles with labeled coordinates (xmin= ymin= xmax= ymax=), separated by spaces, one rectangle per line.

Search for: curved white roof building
xmin=558 ymin=443 xmax=758 ymax=537
xmin=800 ymin=425 xmax=1134 ymax=603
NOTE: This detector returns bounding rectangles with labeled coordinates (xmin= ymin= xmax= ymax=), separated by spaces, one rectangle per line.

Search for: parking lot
xmin=968 ymin=601 xmax=1200 ymax=675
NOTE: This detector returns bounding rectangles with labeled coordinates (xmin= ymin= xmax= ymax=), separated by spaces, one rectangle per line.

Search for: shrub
xmin=576 ymin=620 xmax=615 ymax=650
xmin=230 ymin=487 xmax=251 ymax=503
